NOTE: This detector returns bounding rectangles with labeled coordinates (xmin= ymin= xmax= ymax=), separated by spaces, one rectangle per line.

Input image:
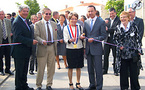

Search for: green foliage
xmin=24 ymin=0 xmax=40 ymax=19
xmin=105 ymin=0 xmax=124 ymax=16
xmin=43 ymin=4 xmax=48 ymax=8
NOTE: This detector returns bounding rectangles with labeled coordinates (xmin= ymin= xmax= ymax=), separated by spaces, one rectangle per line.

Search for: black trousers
xmin=29 ymin=49 xmax=37 ymax=72
xmin=14 ymin=57 xmax=29 ymax=90
xmin=120 ymin=58 xmax=140 ymax=90
xmin=0 ymin=38 xmax=11 ymax=72
xmin=103 ymin=42 xmax=116 ymax=73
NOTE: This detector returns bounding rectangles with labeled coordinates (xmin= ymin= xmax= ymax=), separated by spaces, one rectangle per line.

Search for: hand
xmin=106 ymin=26 xmax=108 ymax=31
xmin=69 ymin=38 xmax=75 ymax=42
xmin=59 ymin=39 xmax=63 ymax=43
xmin=42 ymin=40 xmax=47 ymax=46
xmin=80 ymin=34 xmax=85 ymax=39
xmin=120 ymin=46 xmax=124 ymax=50
xmin=88 ymin=38 xmax=94 ymax=43
xmin=33 ymin=40 xmax=38 ymax=45
xmin=10 ymin=33 xmax=13 ymax=36
xmin=138 ymin=53 xmax=142 ymax=55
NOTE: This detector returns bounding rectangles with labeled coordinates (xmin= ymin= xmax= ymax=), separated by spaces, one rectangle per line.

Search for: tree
xmin=24 ymin=0 xmax=40 ymax=19
xmin=105 ymin=0 xmax=124 ymax=16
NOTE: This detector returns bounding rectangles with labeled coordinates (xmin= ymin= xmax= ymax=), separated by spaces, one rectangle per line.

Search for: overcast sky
xmin=0 ymin=0 xmax=107 ymax=14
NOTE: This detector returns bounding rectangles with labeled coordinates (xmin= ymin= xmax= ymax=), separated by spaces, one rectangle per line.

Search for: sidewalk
xmin=0 ymin=37 xmax=145 ymax=90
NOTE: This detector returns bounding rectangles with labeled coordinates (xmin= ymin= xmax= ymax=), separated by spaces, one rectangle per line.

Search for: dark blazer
xmin=105 ymin=16 xmax=120 ymax=42
xmin=50 ymin=18 xmax=58 ymax=23
xmin=83 ymin=18 xmax=107 ymax=55
xmin=57 ymin=24 xmax=65 ymax=40
xmin=11 ymin=17 xmax=15 ymax=24
xmin=133 ymin=17 xmax=144 ymax=44
xmin=11 ymin=15 xmax=33 ymax=58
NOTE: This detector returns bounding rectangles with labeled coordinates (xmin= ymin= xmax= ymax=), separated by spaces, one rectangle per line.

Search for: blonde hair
xmin=120 ymin=11 xmax=131 ymax=21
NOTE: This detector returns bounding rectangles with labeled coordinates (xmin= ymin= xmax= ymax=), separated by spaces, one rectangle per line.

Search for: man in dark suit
xmin=81 ymin=5 xmax=107 ymax=90
xmin=103 ymin=8 xmax=120 ymax=76
xmin=11 ymin=12 xmax=16 ymax=24
xmin=29 ymin=15 xmax=38 ymax=75
xmin=64 ymin=10 xmax=70 ymax=25
xmin=0 ymin=10 xmax=13 ymax=76
xmin=50 ymin=11 xmax=59 ymax=23
xmin=128 ymin=7 xmax=144 ymax=45
xmin=11 ymin=5 xmax=38 ymax=90
xmin=128 ymin=7 xmax=144 ymax=76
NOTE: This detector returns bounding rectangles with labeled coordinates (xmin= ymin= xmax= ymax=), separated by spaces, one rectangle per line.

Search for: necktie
xmin=2 ymin=20 xmax=7 ymax=39
xmin=25 ymin=19 xmax=30 ymax=30
xmin=90 ymin=19 xmax=93 ymax=31
xmin=46 ymin=22 xmax=52 ymax=44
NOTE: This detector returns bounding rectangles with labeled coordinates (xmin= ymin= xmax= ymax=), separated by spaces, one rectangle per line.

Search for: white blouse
xmin=63 ymin=25 xmax=83 ymax=49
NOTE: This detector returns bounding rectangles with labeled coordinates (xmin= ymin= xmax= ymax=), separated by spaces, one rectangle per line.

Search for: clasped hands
xmin=80 ymin=34 xmax=94 ymax=43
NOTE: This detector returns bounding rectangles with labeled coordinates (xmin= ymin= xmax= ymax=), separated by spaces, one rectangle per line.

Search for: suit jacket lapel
xmin=41 ymin=20 xmax=47 ymax=40
xmin=91 ymin=18 xmax=99 ymax=32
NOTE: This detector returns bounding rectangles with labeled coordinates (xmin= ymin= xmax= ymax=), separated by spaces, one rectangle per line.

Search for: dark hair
xmin=87 ymin=5 xmax=96 ymax=11
xmin=59 ymin=14 xmax=65 ymax=19
xmin=96 ymin=10 xmax=100 ymax=16
xmin=53 ymin=11 xmax=59 ymax=16
xmin=81 ymin=15 xmax=87 ymax=20
xmin=12 ymin=12 xmax=16 ymax=17
xmin=65 ymin=10 xmax=70 ymax=14
xmin=7 ymin=13 xmax=11 ymax=17
xmin=68 ymin=12 xmax=78 ymax=21
xmin=109 ymin=7 xmax=116 ymax=12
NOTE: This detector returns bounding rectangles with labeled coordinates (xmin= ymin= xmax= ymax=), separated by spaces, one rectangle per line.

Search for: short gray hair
xmin=18 ymin=4 xmax=30 ymax=12
xmin=128 ymin=7 xmax=136 ymax=12
xmin=42 ymin=8 xmax=51 ymax=14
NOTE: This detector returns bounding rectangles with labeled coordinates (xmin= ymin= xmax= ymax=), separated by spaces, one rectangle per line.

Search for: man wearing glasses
xmin=34 ymin=8 xmax=57 ymax=90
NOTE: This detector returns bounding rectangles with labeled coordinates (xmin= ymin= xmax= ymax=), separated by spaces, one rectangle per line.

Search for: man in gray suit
xmin=81 ymin=5 xmax=106 ymax=90
xmin=0 ymin=10 xmax=13 ymax=76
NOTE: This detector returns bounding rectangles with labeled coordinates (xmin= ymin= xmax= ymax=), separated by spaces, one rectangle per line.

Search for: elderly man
xmin=35 ymin=8 xmax=57 ymax=90
xmin=11 ymin=5 xmax=38 ymax=90
xmin=0 ymin=10 xmax=13 ymax=76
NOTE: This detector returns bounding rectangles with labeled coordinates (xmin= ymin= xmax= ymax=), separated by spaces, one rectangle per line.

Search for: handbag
xmin=131 ymin=50 xmax=140 ymax=62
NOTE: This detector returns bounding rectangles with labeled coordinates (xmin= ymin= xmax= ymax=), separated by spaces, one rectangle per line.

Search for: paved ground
xmin=0 ymin=37 xmax=145 ymax=90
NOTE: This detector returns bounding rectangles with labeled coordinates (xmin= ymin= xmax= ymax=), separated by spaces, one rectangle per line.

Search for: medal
xmin=73 ymin=43 xmax=77 ymax=48
xmin=67 ymin=25 xmax=79 ymax=48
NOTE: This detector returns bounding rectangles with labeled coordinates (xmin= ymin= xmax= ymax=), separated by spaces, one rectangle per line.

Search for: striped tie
xmin=2 ymin=20 xmax=7 ymax=39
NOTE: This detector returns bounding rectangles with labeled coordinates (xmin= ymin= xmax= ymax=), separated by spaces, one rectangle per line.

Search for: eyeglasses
xmin=70 ymin=18 xmax=77 ymax=20
xmin=45 ymin=13 xmax=51 ymax=15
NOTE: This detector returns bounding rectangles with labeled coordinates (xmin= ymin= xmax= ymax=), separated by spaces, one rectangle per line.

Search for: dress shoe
xmin=27 ymin=87 xmax=34 ymax=90
xmin=0 ymin=72 xmax=5 ymax=76
xmin=114 ymin=72 xmax=119 ymax=76
xmin=103 ymin=71 xmax=107 ymax=75
xmin=5 ymin=71 xmax=14 ymax=75
xmin=36 ymin=87 xmax=42 ymax=90
xmin=29 ymin=71 xmax=34 ymax=75
xmin=85 ymin=86 xmax=96 ymax=90
xmin=46 ymin=86 xmax=53 ymax=90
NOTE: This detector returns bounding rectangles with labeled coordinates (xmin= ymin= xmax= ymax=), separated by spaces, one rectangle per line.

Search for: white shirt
xmin=110 ymin=16 xmax=117 ymax=28
xmin=120 ymin=22 xmax=131 ymax=32
xmin=89 ymin=16 xmax=97 ymax=27
xmin=43 ymin=19 xmax=53 ymax=42
xmin=63 ymin=25 xmax=83 ymax=49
